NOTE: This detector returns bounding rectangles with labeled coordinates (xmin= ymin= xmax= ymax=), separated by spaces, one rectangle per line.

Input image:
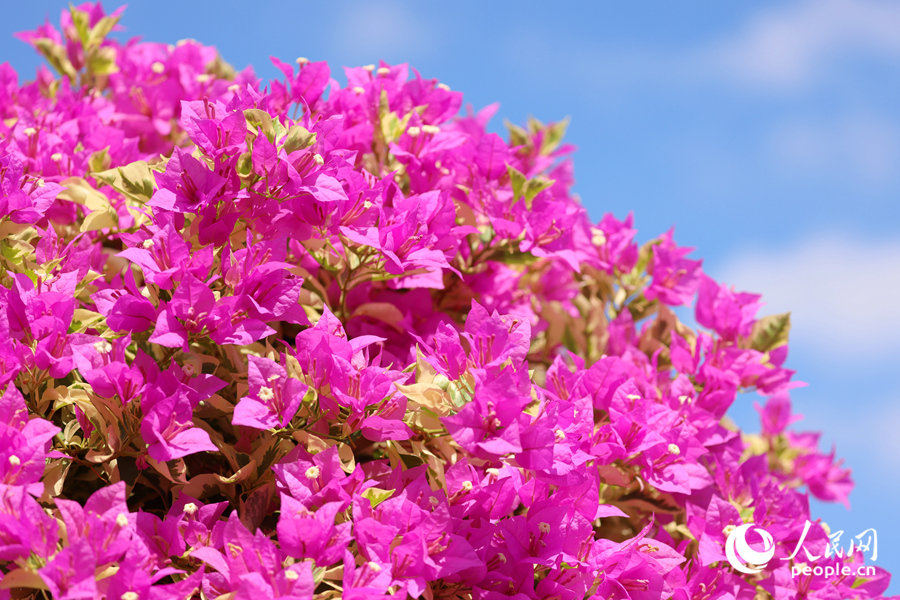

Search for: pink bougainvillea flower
xmin=233 ymin=354 xmax=307 ymax=429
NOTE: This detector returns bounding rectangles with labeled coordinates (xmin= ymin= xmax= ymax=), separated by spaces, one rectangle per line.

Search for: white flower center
xmin=305 ymin=466 xmax=321 ymax=480
xmin=258 ymin=387 xmax=275 ymax=401
xmin=94 ymin=340 xmax=113 ymax=354
xmin=183 ymin=502 xmax=198 ymax=516
xmin=539 ymin=522 xmax=551 ymax=534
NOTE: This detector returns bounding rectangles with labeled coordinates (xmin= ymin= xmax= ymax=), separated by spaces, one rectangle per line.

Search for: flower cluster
xmin=0 ymin=4 xmax=893 ymax=599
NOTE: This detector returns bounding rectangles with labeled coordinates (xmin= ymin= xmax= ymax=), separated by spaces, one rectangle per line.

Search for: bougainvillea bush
xmin=0 ymin=4 xmax=893 ymax=599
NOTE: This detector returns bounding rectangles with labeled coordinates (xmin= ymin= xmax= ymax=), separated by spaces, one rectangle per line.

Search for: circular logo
xmin=725 ymin=523 xmax=775 ymax=574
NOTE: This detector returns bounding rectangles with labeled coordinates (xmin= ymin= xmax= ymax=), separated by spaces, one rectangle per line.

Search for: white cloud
xmin=332 ymin=2 xmax=435 ymax=63
xmin=801 ymin=396 xmax=900 ymax=474
xmin=702 ymin=0 xmax=900 ymax=91
xmin=717 ymin=234 xmax=900 ymax=359
xmin=499 ymin=0 xmax=900 ymax=97
xmin=767 ymin=114 xmax=900 ymax=186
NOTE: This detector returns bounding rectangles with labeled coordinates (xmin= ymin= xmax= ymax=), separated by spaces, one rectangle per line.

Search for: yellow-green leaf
xmin=81 ymin=206 xmax=117 ymax=232
xmin=750 ymin=312 xmax=791 ymax=352
xmin=58 ymin=177 xmax=110 ymax=211
xmin=506 ymin=164 xmax=554 ymax=209
xmin=282 ymin=124 xmax=317 ymax=154
xmin=361 ymin=487 xmax=395 ymax=507
xmin=94 ymin=160 xmax=156 ymax=205
xmin=244 ymin=108 xmax=276 ymax=143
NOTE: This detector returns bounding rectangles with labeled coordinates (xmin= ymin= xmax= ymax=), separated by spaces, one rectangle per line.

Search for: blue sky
xmin=4 ymin=0 xmax=899 ymax=592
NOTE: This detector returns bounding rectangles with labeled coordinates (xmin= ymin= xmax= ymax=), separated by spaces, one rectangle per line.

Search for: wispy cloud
xmin=699 ymin=0 xmax=900 ymax=91
xmin=800 ymin=394 xmax=900 ymax=475
xmin=500 ymin=0 xmax=900 ymax=95
xmin=717 ymin=234 xmax=900 ymax=359
xmin=330 ymin=1 xmax=437 ymax=64
xmin=767 ymin=113 xmax=900 ymax=187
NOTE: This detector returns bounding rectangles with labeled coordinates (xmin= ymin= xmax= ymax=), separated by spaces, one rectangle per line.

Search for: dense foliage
xmin=0 ymin=4 xmax=892 ymax=599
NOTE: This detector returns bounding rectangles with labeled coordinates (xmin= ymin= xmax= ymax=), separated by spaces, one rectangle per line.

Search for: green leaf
xmin=81 ymin=205 xmax=117 ymax=232
xmin=34 ymin=38 xmax=77 ymax=80
xmin=398 ymin=453 xmax=425 ymax=469
xmin=507 ymin=164 xmax=527 ymax=203
xmin=506 ymin=164 xmax=554 ymax=209
xmin=750 ymin=312 xmax=791 ymax=352
xmin=540 ymin=117 xmax=570 ymax=156
xmin=70 ymin=6 xmax=91 ymax=47
xmin=380 ymin=110 xmax=412 ymax=145
xmin=87 ymin=15 xmax=120 ymax=48
xmin=498 ymin=251 xmax=539 ymax=266
xmin=522 ymin=176 xmax=553 ymax=208
xmin=244 ymin=109 xmax=276 ymax=143
xmin=361 ymin=487 xmax=395 ymax=507
xmin=87 ymin=46 xmax=119 ymax=76
xmin=93 ymin=161 xmax=155 ymax=204
xmin=282 ymin=124 xmax=317 ymax=154
xmin=504 ymin=120 xmax=530 ymax=149
xmin=58 ymin=177 xmax=110 ymax=211
xmin=88 ymin=148 xmax=110 ymax=174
